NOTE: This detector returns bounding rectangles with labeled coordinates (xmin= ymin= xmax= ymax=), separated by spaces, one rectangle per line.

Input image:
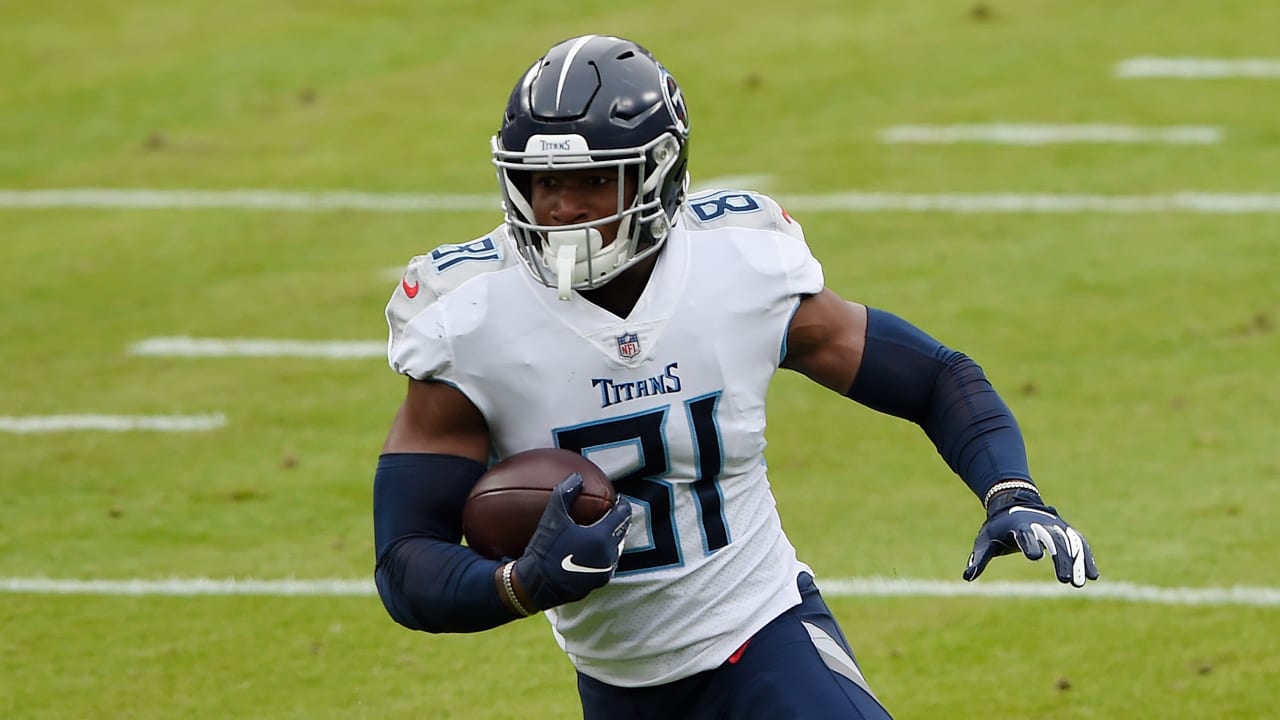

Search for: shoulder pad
xmin=385 ymin=224 xmax=518 ymax=351
xmin=680 ymin=189 xmax=804 ymax=241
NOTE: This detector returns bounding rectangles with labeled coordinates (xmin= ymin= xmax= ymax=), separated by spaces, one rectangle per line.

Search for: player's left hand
xmin=514 ymin=473 xmax=632 ymax=611
xmin=963 ymin=485 xmax=1098 ymax=588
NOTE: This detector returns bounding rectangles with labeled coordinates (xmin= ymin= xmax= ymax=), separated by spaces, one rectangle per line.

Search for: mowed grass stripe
xmin=4 ymin=576 xmax=1278 ymax=607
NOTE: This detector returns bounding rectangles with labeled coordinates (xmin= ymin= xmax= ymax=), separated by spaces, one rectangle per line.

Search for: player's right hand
xmin=513 ymin=473 xmax=632 ymax=611
xmin=963 ymin=486 xmax=1098 ymax=588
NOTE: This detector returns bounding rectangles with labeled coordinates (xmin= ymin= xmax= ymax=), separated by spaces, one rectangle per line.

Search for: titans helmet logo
xmin=660 ymin=70 xmax=689 ymax=135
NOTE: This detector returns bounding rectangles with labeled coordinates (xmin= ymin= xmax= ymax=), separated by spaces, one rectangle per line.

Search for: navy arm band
xmin=845 ymin=307 xmax=1033 ymax=502
xmin=373 ymin=452 xmax=516 ymax=633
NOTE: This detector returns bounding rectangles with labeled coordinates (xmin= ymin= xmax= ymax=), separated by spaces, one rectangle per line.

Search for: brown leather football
xmin=462 ymin=448 xmax=616 ymax=560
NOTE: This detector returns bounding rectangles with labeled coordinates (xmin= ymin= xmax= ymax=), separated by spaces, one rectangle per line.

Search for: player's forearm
xmin=373 ymin=453 xmax=525 ymax=632
xmin=375 ymin=537 xmax=515 ymax=632
xmin=916 ymin=349 xmax=1032 ymax=498
xmin=845 ymin=307 xmax=1032 ymax=501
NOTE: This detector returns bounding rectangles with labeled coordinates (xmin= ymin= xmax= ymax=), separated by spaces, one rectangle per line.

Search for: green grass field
xmin=3 ymin=1 xmax=1278 ymax=718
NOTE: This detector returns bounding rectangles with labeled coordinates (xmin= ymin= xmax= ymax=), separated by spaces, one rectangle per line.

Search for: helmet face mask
xmin=491 ymin=35 xmax=690 ymax=299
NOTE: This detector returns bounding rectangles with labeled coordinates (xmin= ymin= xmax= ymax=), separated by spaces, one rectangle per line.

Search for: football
xmin=462 ymin=448 xmax=617 ymax=560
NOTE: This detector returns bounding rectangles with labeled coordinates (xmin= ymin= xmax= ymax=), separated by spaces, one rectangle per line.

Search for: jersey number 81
xmin=554 ymin=392 xmax=729 ymax=574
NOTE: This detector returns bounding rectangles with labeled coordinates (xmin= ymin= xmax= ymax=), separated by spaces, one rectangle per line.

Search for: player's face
xmin=529 ymin=169 xmax=637 ymax=246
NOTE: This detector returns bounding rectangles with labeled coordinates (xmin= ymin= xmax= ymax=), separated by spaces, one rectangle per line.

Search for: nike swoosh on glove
xmin=963 ymin=485 xmax=1099 ymax=588
xmin=514 ymin=473 xmax=632 ymax=611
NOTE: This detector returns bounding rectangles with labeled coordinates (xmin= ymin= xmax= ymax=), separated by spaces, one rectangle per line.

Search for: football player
xmin=373 ymin=34 xmax=1098 ymax=719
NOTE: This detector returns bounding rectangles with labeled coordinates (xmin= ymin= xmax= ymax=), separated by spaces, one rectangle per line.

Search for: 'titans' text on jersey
xmin=386 ymin=190 xmax=818 ymax=687
xmin=593 ymin=362 xmax=681 ymax=408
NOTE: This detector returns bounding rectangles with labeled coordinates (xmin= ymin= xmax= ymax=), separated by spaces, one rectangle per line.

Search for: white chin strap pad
xmin=546 ymin=228 xmax=605 ymax=301
xmin=554 ymin=244 xmax=576 ymax=300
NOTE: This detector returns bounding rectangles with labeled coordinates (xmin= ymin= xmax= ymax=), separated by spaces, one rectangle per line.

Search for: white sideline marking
xmin=1116 ymin=57 xmax=1280 ymax=79
xmin=1 ymin=576 xmax=1277 ymax=607
xmin=880 ymin=124 xmax=1222 ymax=145
xmin=130 ymin=337 xmax=383 ymax=359
xmin=0 ymin=415 xmax=227 ymax=433
xmin=6 ymin=188 xmax=1280 ymax=214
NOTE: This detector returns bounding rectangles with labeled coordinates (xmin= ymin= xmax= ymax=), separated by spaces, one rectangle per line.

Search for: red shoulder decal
xmin=401 ymin=277 xmax=420 ymax=299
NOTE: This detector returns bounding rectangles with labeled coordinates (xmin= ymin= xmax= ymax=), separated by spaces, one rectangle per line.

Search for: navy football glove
xmin=964 ymin=485 xmax=1098 ymax=588
xmin=513 ymin=473 xmax=632 ymax=611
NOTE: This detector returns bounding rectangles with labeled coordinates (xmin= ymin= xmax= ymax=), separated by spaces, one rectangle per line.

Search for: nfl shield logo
xmin=616 ymin=332 xmax=641 ymax=359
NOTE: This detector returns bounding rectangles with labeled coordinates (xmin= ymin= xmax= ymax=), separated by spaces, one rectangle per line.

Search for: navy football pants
xmin=577 ymin=573 xmax=893 ymax=719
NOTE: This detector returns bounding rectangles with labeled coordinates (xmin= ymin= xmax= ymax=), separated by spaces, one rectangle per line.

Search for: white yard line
xmin=1116 ymin=57 xmax=1280 ymax=79
xmin=0 ymin=577 xmax=373 ymax=596
xmin=778 ymin=192 xmax=1280 ymax=213
xmin=879 ymin=124 xmax=1222 ymax=145
xmin=6 ymin=189 xmax=1280 ymax=214
xmin=0 ymin=414 xmax=227 ymax=433
xmin=130 ymin=337 xmax=384 ymax=359
xmin=0 ymin=188 xmax=497 ymax=211
xmin=819 ymin=578 xmax=1280 ymax=607
xmin=1 ymin=576 xmax=1276 ymax=607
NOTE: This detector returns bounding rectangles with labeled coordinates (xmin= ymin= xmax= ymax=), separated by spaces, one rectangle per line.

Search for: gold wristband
xmin=502 ymin=562 xmax=533 ymax=617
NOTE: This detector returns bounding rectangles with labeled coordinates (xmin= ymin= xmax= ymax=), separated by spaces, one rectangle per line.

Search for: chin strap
xmin=546 ymin=227 xmax=606 ymax=301
xmin=554 ymin=243 xmax=576 ymax=301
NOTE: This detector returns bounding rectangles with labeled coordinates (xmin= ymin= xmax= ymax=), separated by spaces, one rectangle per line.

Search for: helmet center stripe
xmin=556 ymin=34 xmax=598 ymax=111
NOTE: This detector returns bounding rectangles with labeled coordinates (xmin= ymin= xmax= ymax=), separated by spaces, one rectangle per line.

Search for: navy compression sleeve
xmin=845 ymin=307 xmax=1032 ymax=501
xmin=373 ymin=453 xmax=516 ymax=633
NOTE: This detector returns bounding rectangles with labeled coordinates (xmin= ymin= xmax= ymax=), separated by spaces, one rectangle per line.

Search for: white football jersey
xmin=389 ymin=190 xmax=822 ymax=687
xmin=385 ymin=223 xmax=519 ymax=356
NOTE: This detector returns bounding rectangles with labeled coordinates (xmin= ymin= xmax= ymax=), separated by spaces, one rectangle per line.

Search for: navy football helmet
xmin=491 ymin=35 xmax=690 ymax=298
